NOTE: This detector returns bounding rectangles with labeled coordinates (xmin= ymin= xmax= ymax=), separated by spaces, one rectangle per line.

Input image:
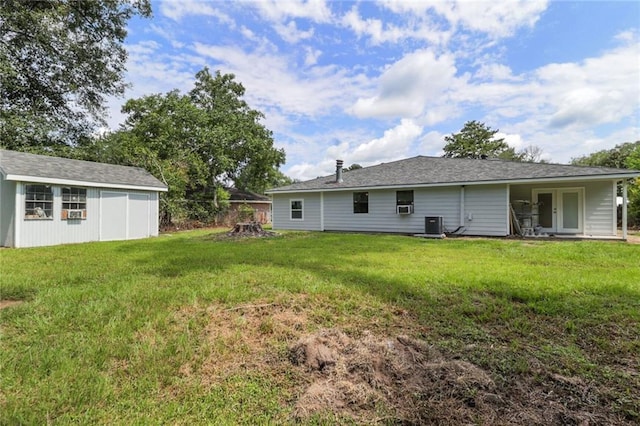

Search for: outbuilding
xmin=0 ymin=149 xmax=168 ymax=248
xmin=267 ymin=156 xmax=640 ymax=240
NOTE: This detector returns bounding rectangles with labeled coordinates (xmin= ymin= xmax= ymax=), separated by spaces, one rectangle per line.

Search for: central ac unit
xmin=425 ymin=216 xmax=444 ymax=234
xmin=397 ymin=205 xmax=413 ymax=214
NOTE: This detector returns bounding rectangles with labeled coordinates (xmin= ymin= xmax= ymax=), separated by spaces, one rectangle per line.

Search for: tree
xmin=572 ymin=141 xmax=640 ymax=227
xmin=0 ymin=0 xmax=151 ymax=153
xmin=91 ymin=68 xmax=285 ymax=225
xmin=442 ymin=121 xmax=509 ymax=159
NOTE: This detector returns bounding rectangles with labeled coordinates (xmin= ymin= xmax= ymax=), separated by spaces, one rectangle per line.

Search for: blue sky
xmin=109 ymin=0 xmax=640 ymax=180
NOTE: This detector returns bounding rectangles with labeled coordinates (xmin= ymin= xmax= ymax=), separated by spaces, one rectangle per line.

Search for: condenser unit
xmin=425 ymin=216 xmax=444 ymax=235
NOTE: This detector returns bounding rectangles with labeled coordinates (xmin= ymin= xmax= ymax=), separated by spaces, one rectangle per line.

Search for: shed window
xmin=290 ymin=199 xmax=303 ymax=220
xmin=62 ymin=187 xmax=87 ymax=220
xmin=353 ymin=192 xmax=369 ymax=214
xmin=396 ymin=190 xmax=414 ymax=206
xmin=25 ymin=184 xmax=53 ymax=219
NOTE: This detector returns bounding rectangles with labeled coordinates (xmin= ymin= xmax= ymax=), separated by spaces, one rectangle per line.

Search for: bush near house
xmin=1 ymin=231 xmax=638 ymax=424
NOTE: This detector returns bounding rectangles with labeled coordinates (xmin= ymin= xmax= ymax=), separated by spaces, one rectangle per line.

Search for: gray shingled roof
xmin=268 ymin=156 xmax=640 ymax=193
xmin=0 ymin=149 xmax=167 ymax=190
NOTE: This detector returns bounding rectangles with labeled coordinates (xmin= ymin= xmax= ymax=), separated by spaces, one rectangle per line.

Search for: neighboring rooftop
xmin=0 ymin=149 xmax=167 ymax=190
xmin=227 ymin=187 xmax=270 ymax=202
xmin=268 ymin=156 xmax=640 ymax=193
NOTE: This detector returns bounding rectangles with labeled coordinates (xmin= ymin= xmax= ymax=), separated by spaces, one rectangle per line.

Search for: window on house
xmin=396 ymin=190 xmax=414 ymax=214
xmin=62 ymin=187 xmax=87 ymax=220
xmin=25 ymin=184 xmax=53 ymax=219
xmin=396 ymin=190 xmax=414 ymax=206
xmin=353 ymin=192 xmax=369 ymax=214
xmin=290 ymin=199 xmax=303 ymax=220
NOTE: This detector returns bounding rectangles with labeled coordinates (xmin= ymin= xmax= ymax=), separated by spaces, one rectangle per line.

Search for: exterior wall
xmin=272 ymin=184 xmax=510 ymax=236
xmin=0 ymin=178 xmax=16 ymax=247
xmin=271 ymin=193 xmax=322 ymax=231
xmin=462 ymin=185 xmax=510 ymax=236
xmin=510 ymin=180 xmax=616 ymax=237
xmin=11 ymin=183 xmax=160 ymax=248
xmin=323 ymin=187 xmax=462 ymax=234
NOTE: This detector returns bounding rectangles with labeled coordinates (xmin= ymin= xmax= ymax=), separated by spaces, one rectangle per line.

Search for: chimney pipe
xmin=336 ymin=159 xmax=344 ymax=183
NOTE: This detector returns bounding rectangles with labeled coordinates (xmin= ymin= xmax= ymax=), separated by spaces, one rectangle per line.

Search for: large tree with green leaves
xmin=572 ymin=141 xmax=640 ymax=226
xmin=442 ymin=120 xmax=510 ymax=159
xmin=0 ymin=0 xmax=151 ymax=153
xmin=93 ymin=68 xmax=285 ymax=225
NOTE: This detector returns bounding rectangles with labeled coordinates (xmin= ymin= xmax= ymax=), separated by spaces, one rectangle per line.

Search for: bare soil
xmin=172 ymin=297 xmax=633 ymax=425
xmin=0 ymin=300 xmax=23 ymax=310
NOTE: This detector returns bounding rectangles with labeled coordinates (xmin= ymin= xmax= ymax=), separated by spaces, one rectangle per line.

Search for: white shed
xmin=0 ymin=149 xmax=168 ymax=248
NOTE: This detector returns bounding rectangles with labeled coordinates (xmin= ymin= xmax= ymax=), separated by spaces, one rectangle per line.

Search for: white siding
xmin=324 ymin=187 xmax=462 ymax=233
xmin=271 ymin=193 xmax=323 ymax=231
xmin=273 ymin=185 xmax=510 ymax=236
xmin=0 ymin=178 xmax=16 ymax=247
xmin=463 ymin=185 xmax=510 ymax=236
xmin=510 ymin=180 xmax=616 ymax=237
xmin=12 ymin=184 xmax=160 ymax=248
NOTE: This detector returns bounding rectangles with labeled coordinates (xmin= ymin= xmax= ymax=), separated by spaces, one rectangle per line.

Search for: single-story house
xmin=266 ymin=157 xmax=640 ymax=240
xmin=0 ymin=149 xmax=168 ymax=248
xmin=220 ymin=187 xmax=271 ymax=225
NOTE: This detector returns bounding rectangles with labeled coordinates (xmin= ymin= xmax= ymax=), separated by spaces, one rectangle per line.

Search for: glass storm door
xmin=533 ymin=189 xmax=583 ymax=234
xmin=557 ymin=189 xmax=583 ymax=233
xmin=534 ymin=191 xmax=556 ymax=233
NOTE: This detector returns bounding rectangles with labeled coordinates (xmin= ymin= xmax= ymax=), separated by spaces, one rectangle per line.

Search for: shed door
xmin=128 ymin=193 xmax=150 ymax=239
xmin=101 ymin=191 xmax=127 ymax=241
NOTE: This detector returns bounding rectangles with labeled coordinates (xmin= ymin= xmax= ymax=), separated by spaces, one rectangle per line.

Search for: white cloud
xmin=191 ymin=42 xmax=365 ymax=116
xmin=351 ymin=50 xmax=458 ymax=118
xmin=274 ymin=21 xmax=315 ymax=43
xmin=350 ymin=119 xmax=423 ymax=164
xmin=253 ymin=0 xmax=332 ymax=23
xmin=304 ymin=46 xmax=322 ymax=66
xmin=160 ymin=0 xmax=235 ymax=26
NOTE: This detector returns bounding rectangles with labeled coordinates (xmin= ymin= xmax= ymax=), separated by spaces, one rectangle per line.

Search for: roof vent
xmin=336 ymin=159 xmax=344 ymax=183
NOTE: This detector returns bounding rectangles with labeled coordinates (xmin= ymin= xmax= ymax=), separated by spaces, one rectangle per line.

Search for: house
xmin=0 ymin=149 xmax=168 ymax=248
xmin=266 ymin=157 xmax=640 ymax=240
xmin=220 ymin=187 xmax=271 ymax=225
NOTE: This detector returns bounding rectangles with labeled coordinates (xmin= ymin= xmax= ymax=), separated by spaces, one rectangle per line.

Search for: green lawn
xmin=1 ymin=231 xmax=638 ymax=424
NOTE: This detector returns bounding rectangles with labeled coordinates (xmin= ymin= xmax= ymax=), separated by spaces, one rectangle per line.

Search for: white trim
xmin=266 ymin=173 xmax=640 ymax=195
xmin=14 ymin=182 xmax=21 ymax=248
xmin=5 ymin=174 xmax=168 ymax=192
xmin=622 ymin=180 xmax=628 ymax=240
xmin=612 ymin=180 xmax=618 ymax=236
xmin=506 ymin=184 xmax=510 ymax=235
xmin=320 ymin=192 xmax=324 ymax=231
xmin=290 ymin=198 xmax=304 ymax=221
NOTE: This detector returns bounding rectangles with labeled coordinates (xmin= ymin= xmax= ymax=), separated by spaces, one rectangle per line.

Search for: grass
xmin=1 ymin=230 xmax=639 ymax=424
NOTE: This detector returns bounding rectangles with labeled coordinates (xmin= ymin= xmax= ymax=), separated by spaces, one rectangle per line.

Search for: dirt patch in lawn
xmin=0 ymin=300 xmax=23 ymax=310
xmin=174 ymin=298 xmax=633 ymax=424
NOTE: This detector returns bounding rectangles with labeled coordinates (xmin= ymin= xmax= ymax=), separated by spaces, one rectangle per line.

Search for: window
xmin=25 ymin=184 xmax=53 ymax=219
xmin=396 ymin=190 xmax=414 ymax=206
xmin=353 ymin=192 xmax=369 ymax=214
xmin=62 ymin=187 xmax=87 ymax=220
xmin=290 ymin=199 xmax=303 ymax=220
xmin=396 ymin=190 xmax=414 ymax=214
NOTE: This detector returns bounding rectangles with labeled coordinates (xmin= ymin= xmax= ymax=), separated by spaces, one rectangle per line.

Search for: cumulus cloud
xmin=274 ymin=21 xmax=315 ymax=43
xmin=351 ymin=50 xmax=457 ymax=118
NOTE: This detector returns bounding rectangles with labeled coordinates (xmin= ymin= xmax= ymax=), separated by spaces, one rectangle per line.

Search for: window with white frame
xmin=25 ymin=184 xmax=53 ymax=219
xmin=290 ymin=199 xmax=303 ymax=220
xmin=62 ymin=187 xmax=87 ymax=220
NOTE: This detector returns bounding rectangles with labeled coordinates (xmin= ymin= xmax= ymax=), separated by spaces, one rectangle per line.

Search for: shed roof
xmin=267 ymin=156 xmax=640 ymax=193
xmin=0 ymin=149 xmax=168 ymax=191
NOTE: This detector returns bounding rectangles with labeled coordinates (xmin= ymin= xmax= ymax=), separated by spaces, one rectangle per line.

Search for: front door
xmin=533 ymin=188 xmax=583 ymax=234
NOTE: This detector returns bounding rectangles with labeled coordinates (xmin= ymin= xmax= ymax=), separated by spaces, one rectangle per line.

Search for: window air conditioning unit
xmin=397 ymin=205 xmax=413 ymax=215
xmin=425 ymin=216 xmax=444 ymax=234
xmin=68 ymin=209 xmax=83 ymax=219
